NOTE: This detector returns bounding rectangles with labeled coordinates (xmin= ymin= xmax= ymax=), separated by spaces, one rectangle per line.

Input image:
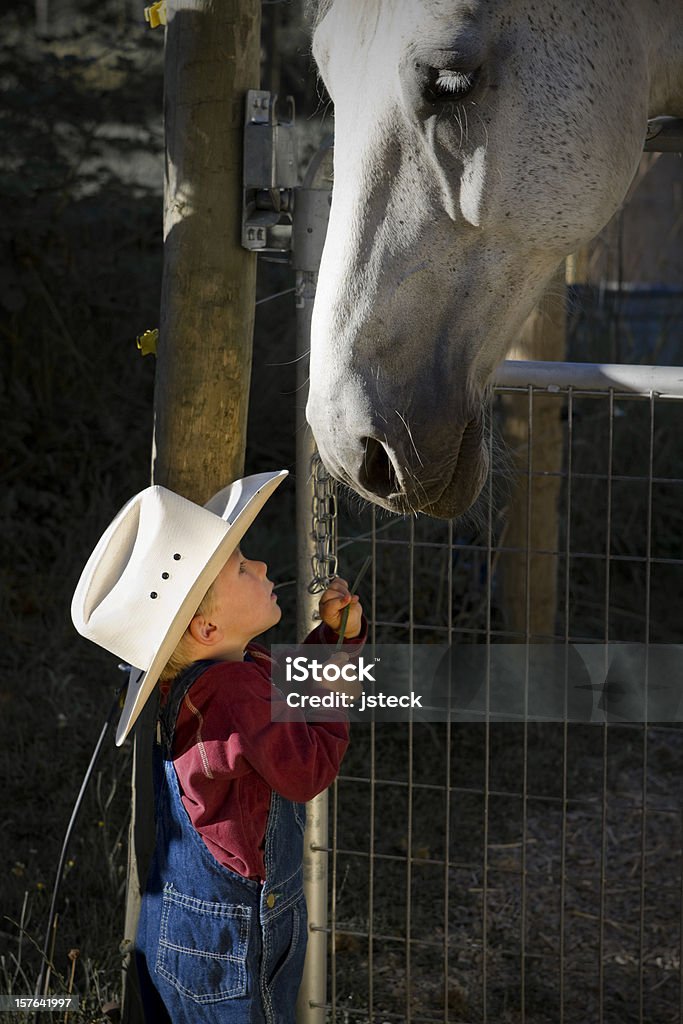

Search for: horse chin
xmin=420 ymin=454 xmax=489 ymax=519
xmin=418 ymin=420 xmax=489 ymax=519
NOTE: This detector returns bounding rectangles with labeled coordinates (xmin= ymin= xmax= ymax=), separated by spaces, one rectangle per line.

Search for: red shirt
xmin=166 ymin=623 xmax=363 ymax=881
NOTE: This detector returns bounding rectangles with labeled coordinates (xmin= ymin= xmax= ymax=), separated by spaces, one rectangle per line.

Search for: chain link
xmin=308 ymin=451 xmax=338 ymax=594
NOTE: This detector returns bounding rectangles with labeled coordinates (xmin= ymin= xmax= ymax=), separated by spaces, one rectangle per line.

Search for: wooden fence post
xmin=501 ymin=264 xmax=567 ymax=641
xmin=121 ymin=3 xmax=261 ymax=1019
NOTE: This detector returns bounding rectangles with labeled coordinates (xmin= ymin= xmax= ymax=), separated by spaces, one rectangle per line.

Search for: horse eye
xmin=427 ymin=67 xmax=479 ymax=101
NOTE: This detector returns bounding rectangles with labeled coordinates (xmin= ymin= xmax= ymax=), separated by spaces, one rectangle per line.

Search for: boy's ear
xmin=188 ymin=614 xmax=219 ymax=646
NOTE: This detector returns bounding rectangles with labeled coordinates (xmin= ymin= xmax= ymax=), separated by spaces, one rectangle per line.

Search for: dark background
xmin=0 ymin=2 xmax=320 ymax=1014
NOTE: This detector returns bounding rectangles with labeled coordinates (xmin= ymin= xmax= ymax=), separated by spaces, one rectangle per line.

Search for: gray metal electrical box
xmin=242 ymin=90 xmax=297 ymax=251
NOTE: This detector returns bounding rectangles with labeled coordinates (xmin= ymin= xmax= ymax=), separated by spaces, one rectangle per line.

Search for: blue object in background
xmin=567 ymin=284 xmax=683 ymax=365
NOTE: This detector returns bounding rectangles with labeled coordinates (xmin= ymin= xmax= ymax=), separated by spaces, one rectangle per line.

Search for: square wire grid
xmin=320 ymin=382 xmax=683 ymax=1024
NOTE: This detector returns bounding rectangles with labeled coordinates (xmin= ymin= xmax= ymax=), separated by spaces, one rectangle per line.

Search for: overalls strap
xmin=157 ymin=659 xmax=218 ymax=753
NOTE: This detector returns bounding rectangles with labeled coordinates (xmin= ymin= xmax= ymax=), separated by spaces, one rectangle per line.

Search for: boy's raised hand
xmin=319 ymin=577 xmax=363 ymax=639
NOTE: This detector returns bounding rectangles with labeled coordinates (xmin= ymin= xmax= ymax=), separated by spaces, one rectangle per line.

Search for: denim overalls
xmin=134 ymin=659 xmax=309 ymax=1023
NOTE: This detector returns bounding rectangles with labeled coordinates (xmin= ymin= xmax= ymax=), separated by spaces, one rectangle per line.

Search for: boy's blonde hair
xmin=159 ymin=580 xmax=219 ymax=683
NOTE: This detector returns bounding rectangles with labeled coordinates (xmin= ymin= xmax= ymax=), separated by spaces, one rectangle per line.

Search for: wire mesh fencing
xmin=311 ymin=367 xmax=683 ymax=1024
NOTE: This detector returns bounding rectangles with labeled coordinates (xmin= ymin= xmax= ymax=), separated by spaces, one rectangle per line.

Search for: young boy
xmin=71 ymin=470 xmax=365 ymax=1024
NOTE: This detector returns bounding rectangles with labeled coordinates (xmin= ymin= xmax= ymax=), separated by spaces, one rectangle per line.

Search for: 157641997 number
xmin=0 ymin=996 xmax=80 ymax=1011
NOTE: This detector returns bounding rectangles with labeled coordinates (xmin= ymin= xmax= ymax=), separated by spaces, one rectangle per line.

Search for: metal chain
xmin=308 ymin=451 xmax=338 ymax=593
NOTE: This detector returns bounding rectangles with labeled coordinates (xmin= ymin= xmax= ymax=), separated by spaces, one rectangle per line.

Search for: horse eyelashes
xmin=436 ymin=70 xmax=475 ymax=94
xmin=427 ymin=67 xmax=481 ymax=103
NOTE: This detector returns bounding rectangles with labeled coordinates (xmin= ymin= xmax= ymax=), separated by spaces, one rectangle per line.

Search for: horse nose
xmin=357 ymin=437 xmax=401 ymax=499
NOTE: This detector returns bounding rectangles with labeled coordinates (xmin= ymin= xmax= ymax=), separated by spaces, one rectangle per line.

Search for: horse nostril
xmin=358 ymin=437 xmax=399 ymax=498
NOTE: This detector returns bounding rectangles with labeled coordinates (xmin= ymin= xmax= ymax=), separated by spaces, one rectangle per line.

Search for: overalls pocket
xmin=264 ymin=893 xmax=308 ymax=999
xmin=156 ymin=883 xmax=252 ymax=1004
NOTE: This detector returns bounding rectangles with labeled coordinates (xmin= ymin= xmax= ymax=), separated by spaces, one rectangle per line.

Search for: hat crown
xmin=72 ymin=486 xmax=230 ymax=670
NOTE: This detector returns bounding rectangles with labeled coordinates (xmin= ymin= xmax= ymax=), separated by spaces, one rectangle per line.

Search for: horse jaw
xmin=307 ymin=0 xmax=682 ymax=518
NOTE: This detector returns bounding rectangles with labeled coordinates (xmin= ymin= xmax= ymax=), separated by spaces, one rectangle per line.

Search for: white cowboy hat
xmin=71 ymin=470 xmax=288 ymax=746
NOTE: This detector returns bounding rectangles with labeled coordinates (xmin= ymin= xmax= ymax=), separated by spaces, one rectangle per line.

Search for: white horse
xmin=306 ymin=0 xmax=683 ymax=518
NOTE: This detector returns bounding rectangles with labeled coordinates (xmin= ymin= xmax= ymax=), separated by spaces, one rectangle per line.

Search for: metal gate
xmin=284 ymin=115 xmax=683 ymax=1022
xmin=297 ymin=364 xmax=683 ymax=1024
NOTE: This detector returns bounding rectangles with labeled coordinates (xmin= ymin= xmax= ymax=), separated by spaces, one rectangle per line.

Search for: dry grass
xmin=1 ymin=5 xmax=161 ymax=1017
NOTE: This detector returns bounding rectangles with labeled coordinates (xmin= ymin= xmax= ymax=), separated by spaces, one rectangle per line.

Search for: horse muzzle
xmin=307 ymin=407 xmax=489 ymax=520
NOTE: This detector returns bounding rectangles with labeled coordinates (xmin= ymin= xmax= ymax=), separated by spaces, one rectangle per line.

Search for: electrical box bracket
xmin=242 ymin=90 xmax=297 ymax=252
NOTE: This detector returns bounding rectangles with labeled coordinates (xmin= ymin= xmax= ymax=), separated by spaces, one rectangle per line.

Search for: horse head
xmin=306 ymin=0 xmax=683 ymax=517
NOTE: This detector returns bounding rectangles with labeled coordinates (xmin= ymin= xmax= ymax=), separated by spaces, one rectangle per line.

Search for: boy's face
xmin=206 ymin=546 xmax=282 ymax=651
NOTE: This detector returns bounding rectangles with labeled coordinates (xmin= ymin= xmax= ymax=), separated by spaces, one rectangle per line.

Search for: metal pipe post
xmin=293 ymin=139 xmax=334 ymax=1024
